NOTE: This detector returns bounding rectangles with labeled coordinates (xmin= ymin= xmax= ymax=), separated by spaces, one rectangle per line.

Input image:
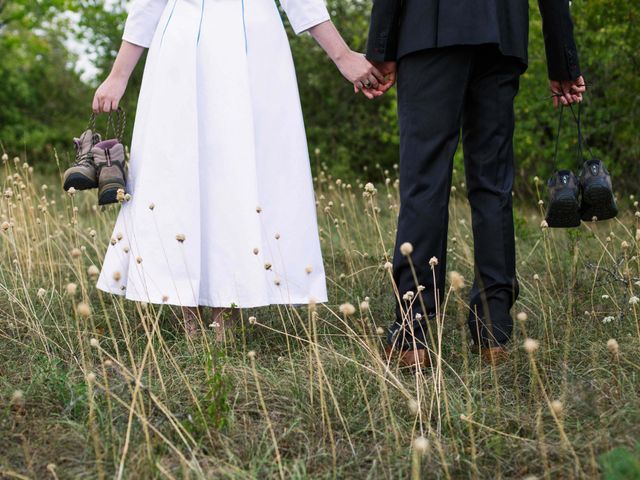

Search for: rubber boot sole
xmin=545 ymin=192 xmax=581 ymax=228
xmin=98 ymin=182 xmax=125 ymax=206
xmin=63 ymin=172 xmax=98 ymax=191
xmin=580 ymin=183 xmax=618 ymax=222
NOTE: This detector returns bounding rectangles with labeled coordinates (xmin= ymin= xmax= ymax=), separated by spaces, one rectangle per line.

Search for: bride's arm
xmin=307 ymin=20 xmax=387 ymax=99
xmin=279 ymin=0 xmax=391 ymax=97
xmin=93 ymin=42 xmax=145 ymax=113
xmin=93 ymin=0 xmax=168 ymax=113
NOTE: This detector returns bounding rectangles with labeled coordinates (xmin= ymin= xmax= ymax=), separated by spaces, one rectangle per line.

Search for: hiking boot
xmin=92 ymin=139 xmax=126 ymax=205
xmin=579 ymin=159 xmax=618 ymax=222
xmin=470 ymin=343 xmax=509 ymax=365
xmin=63 ymin=130 xmax=101 ymax=191
xmin=545 ymin=170 xmax=581 ymax=228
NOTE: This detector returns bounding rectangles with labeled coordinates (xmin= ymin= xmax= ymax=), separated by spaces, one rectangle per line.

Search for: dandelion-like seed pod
xmin=400 ymin=242 xmax=413 ymax=256
xmin=523 ymin=338 xmax=540 ymax=354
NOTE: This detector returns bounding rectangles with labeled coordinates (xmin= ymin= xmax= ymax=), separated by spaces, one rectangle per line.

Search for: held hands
xmin=549 ymin=75 xmax=586 ymax=108
xmin=335 ymin=51 xmax=396 ymax=99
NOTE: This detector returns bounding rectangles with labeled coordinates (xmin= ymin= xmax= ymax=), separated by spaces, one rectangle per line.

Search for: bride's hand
xmin=335 ymin=50 xmax=385 ymax=99
xmin=92 ymin=74 xmax=128 ymax=113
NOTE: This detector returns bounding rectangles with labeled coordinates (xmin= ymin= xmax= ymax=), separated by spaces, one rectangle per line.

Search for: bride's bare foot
xmin=211 ymin=307 xmax=240 ymax=343
xmin=181 ymin=307 xmax=201 ymax=337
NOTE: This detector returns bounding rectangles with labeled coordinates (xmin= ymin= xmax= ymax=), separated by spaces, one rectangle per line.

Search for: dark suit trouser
xmin=392 ymin=45 xmax=521 ymax=348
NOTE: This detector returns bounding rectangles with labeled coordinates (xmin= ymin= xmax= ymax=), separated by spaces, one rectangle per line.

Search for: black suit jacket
xmin=366 ymin=0 xmax=581 ymax=81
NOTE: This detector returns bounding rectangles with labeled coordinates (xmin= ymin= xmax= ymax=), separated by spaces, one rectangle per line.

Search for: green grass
xmin=1 ymin=153 xmax=639 ymax=479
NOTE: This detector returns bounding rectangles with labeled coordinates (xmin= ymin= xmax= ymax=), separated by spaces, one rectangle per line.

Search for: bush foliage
xmin=0 ymin=0 xmax=637 ymax=191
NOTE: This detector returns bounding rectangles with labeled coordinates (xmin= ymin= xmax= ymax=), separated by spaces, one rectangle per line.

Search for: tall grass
xmin=1 ymin=152 xmax=639 ymax=479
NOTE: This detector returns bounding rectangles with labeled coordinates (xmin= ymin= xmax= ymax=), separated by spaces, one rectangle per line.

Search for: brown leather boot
xmin=385 ymin=346 xmax=431 ymax=369
xmin=470 ymin=344 xmax=509 ymax=365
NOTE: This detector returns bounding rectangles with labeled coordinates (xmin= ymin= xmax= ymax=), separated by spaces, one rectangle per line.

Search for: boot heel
xmin=98 ymin=182 xmax=125 ymax=205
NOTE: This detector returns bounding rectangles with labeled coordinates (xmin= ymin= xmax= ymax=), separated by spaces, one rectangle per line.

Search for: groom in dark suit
xmin=366 ymin=0 xmax=586 ymax=367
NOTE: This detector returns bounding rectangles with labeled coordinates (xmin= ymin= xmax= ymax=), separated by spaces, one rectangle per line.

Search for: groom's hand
xmin=372 ymin=61 xmax=397 ymax=94
xmin=549 ymin=75 xmax=586 ymax=108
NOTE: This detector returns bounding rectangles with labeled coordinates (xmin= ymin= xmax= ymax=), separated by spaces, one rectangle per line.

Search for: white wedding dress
xmin=97 ymin=0 xmax=329 ymax=307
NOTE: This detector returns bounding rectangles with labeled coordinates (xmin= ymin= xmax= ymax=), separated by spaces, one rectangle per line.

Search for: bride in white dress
xmin=92 ymin=0 xmax=391 ymax=336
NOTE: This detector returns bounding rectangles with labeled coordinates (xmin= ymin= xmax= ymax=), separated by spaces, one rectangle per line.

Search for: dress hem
xmin=96 ymin=283 xmax=328 ymax=309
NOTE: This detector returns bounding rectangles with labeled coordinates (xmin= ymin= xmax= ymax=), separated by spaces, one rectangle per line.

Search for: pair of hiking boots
xmin=545 ymin=159 xmax=618 ymax=228
xmin=63 ymin=129 xmax=126 ymax=205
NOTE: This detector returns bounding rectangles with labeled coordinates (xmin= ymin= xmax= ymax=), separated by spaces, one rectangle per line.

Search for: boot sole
xmin=98 ymin=182 xmax=125 ymax=206
xmin=580 ymin=183 xmax=618 ymax=222
xmin=546 ymin=193 xmax=581 ymax=228
xmin=63 ymin=173 xmax=98 ymax=191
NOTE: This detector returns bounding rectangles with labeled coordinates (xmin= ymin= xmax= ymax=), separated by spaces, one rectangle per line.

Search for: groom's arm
xmin=537 ymin=0 xmax=581 ymax=81
xmin=366 ymin=0 xmax=402 ymax=62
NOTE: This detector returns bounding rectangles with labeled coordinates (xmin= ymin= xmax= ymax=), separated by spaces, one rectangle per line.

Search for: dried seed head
xmin=607 ymin=338 xmax=619 ymax=355
xmin=339 ymin=303 xmax=356 ymax=316
xmin=87 ymin=265 xmax=100 ymax=277
xmin=523 ymin=338 xmax=540 ymax=354
xmin=384 ymin=261 xmax=393 ymax=270
xmin=86 ymin=372 xmax=96 ymax=383
xmin=400 ymin=242 xmax=413 ymax=256
xmin=37 ymin=288 xmax=46 ymax=298
xmin=413 ymin=436 xmax=429 ymax=454
xmin=360 ymin=300 xmax=370 ymax=312
xmin=66 ymin=283 xmax=78 ymax=296
xmin=70 ymin=248 xmax=82 ymax=259
xmin=540 ymin=220 xmax=549 ymax=229
xmin=11 ymin=390 xmax=24 ymax=405
xmin=449 ymin=271 xmax=465 ymax=291
xmin=116 ymin=189 xmax=125 ymax=202
xmin=621 ymin=240 xmax=630 ymax=250
xmin=516 ymin=311 xmax=528 ymax=322
xmin=248 ymin=316 xmax=257 ymax=325
xmin=247 ymin=350 xmax=256 ymax=359
xmin=77 ymin=302 xmax=91 ymax=318
xmin=90 ymin=338 xmax=99 ymax=348
xmin=376 ymin=326 xmax=385 ymax=335
xmin=67 ymin=187 xmax=77 ymax=196
xmin=550 ymin=400 xmax=563 ymax=415
xmin=408 ymin=398 xmax=419 ymax=414
xmin=429 ymin=256 xmax=438 ymax=267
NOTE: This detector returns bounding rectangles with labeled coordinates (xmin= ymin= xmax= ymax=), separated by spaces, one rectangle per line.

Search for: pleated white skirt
xmin=97 ymin=0 xmax=328 ymax=307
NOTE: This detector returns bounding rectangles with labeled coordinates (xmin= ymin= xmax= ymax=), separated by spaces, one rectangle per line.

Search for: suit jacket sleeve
xmin=122 ymin=0 xmax=168 ymax=48
xmin=538 ymin=0 xmax=581 ymax=80
xmin=366 ymin=0 xmax=402 ymax=62
xmin=279 ymin=0 xmax=331 ymax=35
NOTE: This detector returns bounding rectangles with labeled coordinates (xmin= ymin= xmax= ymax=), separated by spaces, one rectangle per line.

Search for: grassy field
xmin=1 ymin=151 xmax=639 ymax=479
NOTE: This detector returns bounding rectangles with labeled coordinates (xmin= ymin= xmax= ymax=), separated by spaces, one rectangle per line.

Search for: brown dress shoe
xmin=470 ymin=344 xmax=509 ymax=365
xmin=385 ymin=346 xmax=431 ymax=369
